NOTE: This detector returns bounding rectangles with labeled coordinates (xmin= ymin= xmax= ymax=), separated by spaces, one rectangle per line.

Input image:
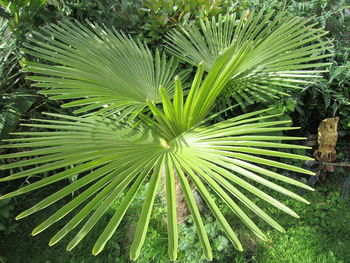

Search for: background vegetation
xmin=0 ymin=0 xmax=349 ymax=262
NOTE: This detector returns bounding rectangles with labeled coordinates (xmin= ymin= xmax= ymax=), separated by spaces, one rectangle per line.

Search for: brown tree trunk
xmin=159 ymin=168 xmax=190 ymax=223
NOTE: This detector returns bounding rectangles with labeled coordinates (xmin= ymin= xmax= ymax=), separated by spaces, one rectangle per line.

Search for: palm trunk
xmin=159 ymin=168 xmax=196 ymax=224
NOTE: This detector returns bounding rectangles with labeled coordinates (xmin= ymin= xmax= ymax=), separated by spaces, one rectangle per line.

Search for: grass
xmin=0 ymin=172 xmax=349 ymax=263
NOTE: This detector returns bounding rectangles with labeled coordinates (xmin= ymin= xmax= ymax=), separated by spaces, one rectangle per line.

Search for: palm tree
xmin=0 ymin=10 xmax=332 ymax=261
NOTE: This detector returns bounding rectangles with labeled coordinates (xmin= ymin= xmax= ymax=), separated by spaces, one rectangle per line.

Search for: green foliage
xmin=23 ymin=20 xmax=189 ymax=118
xmin=48 ymin=0 xmax=243 ymax=48
xmin=0 ymin=198 xmax=18 ymax=234
xmin=0 ymin=0 xmax=47 ymax=42
xmin=166 ymin=10 xmax=333 ymax=109
xmin=2 ymin=0 xmax=348 ymax=133
xmin=0 ymin=18 xmax=20 ymax=91
xmin=118 ymin=0 xmax=238 ymax=45
xmin=1 ymin=174 xmax=348 ymax=263
xmin=0 ymin=0 xmax=348 ymax=261
xmin=248 ymin=0 xmax=350 ymax=133
xmin=0 ymin=10 xmax=332 ymax=260
xmin=0 ymin=18 xmax=37 ymax=142
xmin=0 ymin=89 xmax=37 ymax=140
xmin=0 ymin=1 xmax=53 ymax=143
xmin=255 ymin=183 xmax=350 ymax=263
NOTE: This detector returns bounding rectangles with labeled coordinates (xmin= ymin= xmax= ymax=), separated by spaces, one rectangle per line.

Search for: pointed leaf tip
xmin=66 ymin=244 xmax=74 ymax=251
xmin=260 ymin=235 xmax=269 ymax=242
xmin=15 ymin=210 xmax=30 ymax=220
xmin=15 ymin=214 xmax=23 ymax=220
xmin=206 ymin=253 xmax=213 ymax=261
xmin=92 ymin=246 xmax=103 ymax=256
xmin=169 ymin=253 xmax=177 ymax=261
xmin=130 ymin=252 xmax=139 ymax=261
xmin=49 ymin=238 xmax=59 ymax=247
xmin=299 ymin=197 xmax=311 ymax=205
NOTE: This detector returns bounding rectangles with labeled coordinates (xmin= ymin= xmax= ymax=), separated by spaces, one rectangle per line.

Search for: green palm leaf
xmin=166 ymin=10 xmax=333 ymax=105
xmin=0 ymin=108 xmax=313 ymax=260
xmin=23 ymin=21 xmax=189 ymax=118
xmin=0 ymin=114 xmax=166 ymax=255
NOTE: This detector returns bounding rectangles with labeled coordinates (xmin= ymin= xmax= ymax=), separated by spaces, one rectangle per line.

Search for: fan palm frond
xmin=0 ymin=80 xmax=314 ymax=261
xmin=23 ymin=21 xmax=189 ymax=118
xmin=166 ymin=10 xmax=333 ymax=105
xmin=0 ymin=109 xmax=313 ymax=260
